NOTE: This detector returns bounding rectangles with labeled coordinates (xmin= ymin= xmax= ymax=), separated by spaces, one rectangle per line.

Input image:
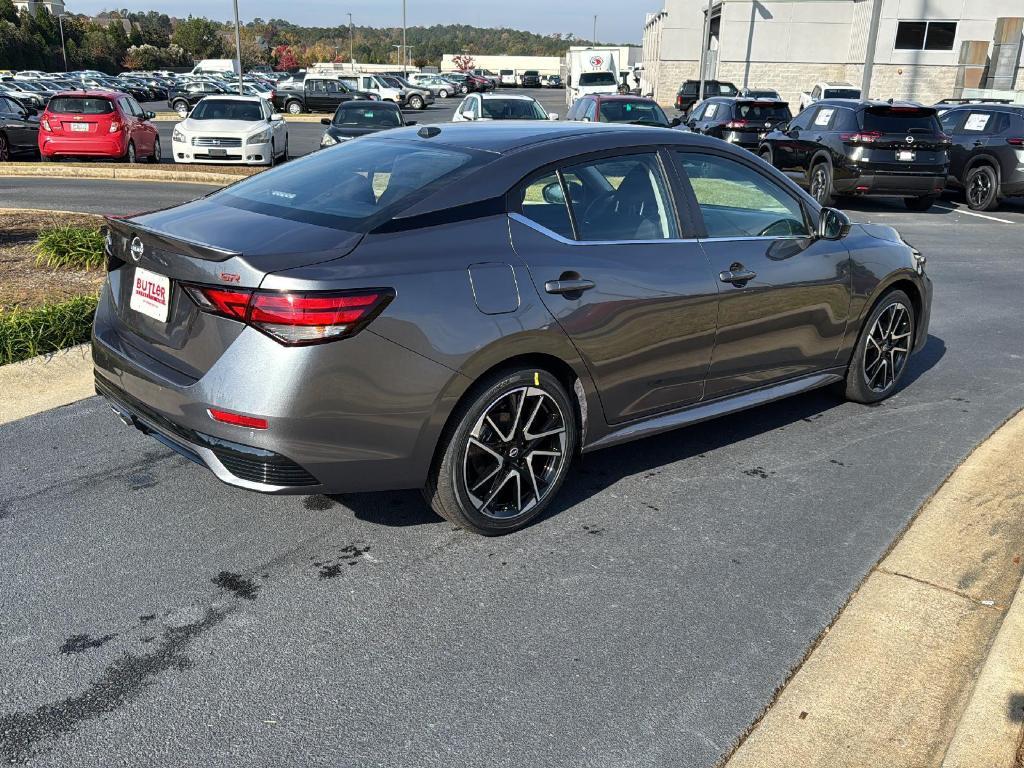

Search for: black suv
xmin=759 ymin=99 xmax=949 ymax=211
xmin=686 ymin=97 xmax=792 ymax=150
xmin=938 ymin=104 xmax=1024 ymax=210
xmin=675 ymin=79 xmax=738 ymax=114
xmin=167 ymin=81 xmax=230 ymax=117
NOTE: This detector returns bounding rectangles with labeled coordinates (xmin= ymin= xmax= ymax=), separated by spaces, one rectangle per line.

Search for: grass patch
xmin=689 ymin=178 xmax=788 ymax=213
xmin=0 ymin=295 xmax=98 ymax=366
xmin=34 ymin=224 xmax=105 ymax=271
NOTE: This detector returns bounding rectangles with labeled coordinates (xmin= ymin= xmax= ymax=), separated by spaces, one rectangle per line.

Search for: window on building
xmin=895 ymin=21 xmax=957 ymax=51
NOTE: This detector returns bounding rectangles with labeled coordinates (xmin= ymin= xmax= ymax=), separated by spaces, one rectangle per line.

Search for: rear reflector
xmin=183 ymin=285 xmax=394 ymax=346
xmin=207 ymin=408 xmax=268 ymax=429
xmin=1008 ymin=138 xmax=1024 ymax=147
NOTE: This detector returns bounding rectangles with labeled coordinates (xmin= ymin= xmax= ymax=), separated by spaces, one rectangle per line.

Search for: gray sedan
xmin=95 ymin=122 xmax=931 ymax=535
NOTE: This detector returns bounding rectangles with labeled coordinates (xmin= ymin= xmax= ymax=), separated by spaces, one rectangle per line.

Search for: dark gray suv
xmin=95 ymin=122 xmax=932 ymax=534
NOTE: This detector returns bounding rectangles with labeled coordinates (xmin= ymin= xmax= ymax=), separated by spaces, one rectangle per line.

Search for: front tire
xmin=408 ymin=94 xmax=424 ymax=110
xmin=904 ymin=194 xmax=936 ymax=211
xmin=286 ymin=100 xmax=303 ymax=115
xmin=424 ymin=368 xmax=579 ymax=536
xmin=844 ymin=289 xmax=915 ymax=404
xmin=964 ymin=164 xmax=999 ymax=211
xmin=438 ymin=88 xmax=449 ymax=99
xmin=173 ymin=101 xmax=188 ymax=118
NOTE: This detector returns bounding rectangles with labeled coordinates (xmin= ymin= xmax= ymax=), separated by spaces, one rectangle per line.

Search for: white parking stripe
xmin=934 ymin=204 xmax=1015 ymax=224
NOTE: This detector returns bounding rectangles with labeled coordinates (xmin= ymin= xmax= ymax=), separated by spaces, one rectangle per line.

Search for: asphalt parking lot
xmin=2 ymin=109 xmax=1024 ymax=766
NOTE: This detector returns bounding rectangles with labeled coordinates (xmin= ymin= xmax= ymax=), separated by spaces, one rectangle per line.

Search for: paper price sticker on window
xmin=705 ymin=104 xmax=718 ymax=118
xmin=815 ymin=108 xmax=835 ymax=127
xmin=964 ymin=113 xmax=991 ymax=132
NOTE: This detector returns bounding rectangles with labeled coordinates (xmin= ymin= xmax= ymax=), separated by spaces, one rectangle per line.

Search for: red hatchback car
xmin=39 ymin=90 xmax=160 ymax=163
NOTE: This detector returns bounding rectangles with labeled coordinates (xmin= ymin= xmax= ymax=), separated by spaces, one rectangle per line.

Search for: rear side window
xmin=677 ymin=152 xmax=810 ymax=239
xmin=862 ymin=107 xmax=940 ymax=134
xmin=216 ymin=139 xmax=489 ymax=231
xmin=958 ymin=111 xmax=1000 ymax=134
xmin=48 ymin=97 xmax=113 ymax=114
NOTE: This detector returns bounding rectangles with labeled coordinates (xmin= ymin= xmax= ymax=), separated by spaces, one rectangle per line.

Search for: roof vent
xmin=418 ymin=126 xmax=441 ymax=138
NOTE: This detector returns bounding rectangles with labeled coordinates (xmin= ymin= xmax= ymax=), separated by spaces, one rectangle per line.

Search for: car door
xmin=672 ymin=149 xmax=851 ymax=398
xmin=324 ymin=79 xmax=347 ymax=111
xmin=508 ymin=150 xmax=720 ymax=422
xmin=126 ymin=95 xmax=155 ymax=155
xmin=265 ymin=99 xmax=286 ymax=146
xmin=0 ymin=96 xmax=33 ymax=152
xmin=944 ymin=109 xmax=998 ymax=183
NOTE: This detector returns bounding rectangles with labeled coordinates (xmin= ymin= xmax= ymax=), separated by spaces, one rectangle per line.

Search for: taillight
xmin=725 ymin=119 xmax=749 ymax=129
xmin=109 ymin=121 xmax=121 ymax=133
xmin=41 ymin=116 xmax=51 ymax=131
xmin=840 ymin=130 xmax=883 ymax=144
xmin=183 ymin=285 xmax=394 ymax=346
xmin=1008 ymin=137 xmax=1024 ymax=147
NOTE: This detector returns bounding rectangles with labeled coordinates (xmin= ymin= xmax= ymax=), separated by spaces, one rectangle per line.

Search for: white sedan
xmin=171 ymin=95 xmax=287 ymax=166
xmin=452 ymin=93 xmax=558 ymax=122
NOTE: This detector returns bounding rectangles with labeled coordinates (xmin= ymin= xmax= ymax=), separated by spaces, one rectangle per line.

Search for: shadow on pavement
xmin=339 ymin=335 xmax=945 ymax=530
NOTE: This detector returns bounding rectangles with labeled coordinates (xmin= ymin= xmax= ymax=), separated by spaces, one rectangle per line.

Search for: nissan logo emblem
xmin=130 ymin=236 xmax=144 ymax=262
xmin=906 ymin=135 xmax=915 ymax=144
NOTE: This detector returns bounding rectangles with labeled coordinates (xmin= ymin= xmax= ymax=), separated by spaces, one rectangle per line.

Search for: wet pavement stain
xmin=829 ymin=459 xmax=846 ymax=466
xmin=303 ymin=495 xmax=336 ymax=511
xmin=139 ymin=614 xmax=156 ymax=623
xmin=0 ymin=606 xmax=231 ymax=765
xmin=743 ymin=467 xmax=775 ymax=479
xmin=59 ymin=633 xmax=117 ymax=655
xmin=318 ymin=544 xmax=370 ymax=579
xmin=211 ymin=571 xmax=260 ymax=601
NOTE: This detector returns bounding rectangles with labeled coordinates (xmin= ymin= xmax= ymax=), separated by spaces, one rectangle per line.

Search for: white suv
xmin=799 ymin=81 xmax=862 ymax=111
xmin=338 ymin=74 xmax=406 ymax=106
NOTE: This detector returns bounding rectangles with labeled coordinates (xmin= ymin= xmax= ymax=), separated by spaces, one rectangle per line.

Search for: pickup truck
xmin=272 ymin=77 xmax=375 ymax=115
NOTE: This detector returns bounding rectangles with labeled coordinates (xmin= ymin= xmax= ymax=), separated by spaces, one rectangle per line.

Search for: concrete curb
xmin=0 ymin=162 xmax=243 ymax=186
xmin=723 ymin=408 xmax=1024 ymax=768
xmin=0 ymin=344 xmax=93 ymax=425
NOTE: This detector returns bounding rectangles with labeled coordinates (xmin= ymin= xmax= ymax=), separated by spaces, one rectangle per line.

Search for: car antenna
xmin=418 ymin=126 xmax=441 ymax=138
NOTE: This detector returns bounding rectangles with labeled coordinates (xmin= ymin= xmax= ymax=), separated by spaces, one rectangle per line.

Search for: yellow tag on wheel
xmin=534 ymin=372 xmax=539 ymax=386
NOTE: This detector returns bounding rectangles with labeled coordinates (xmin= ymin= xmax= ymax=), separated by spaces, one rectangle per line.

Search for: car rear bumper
xmin=39 ymin=133 xmax=126 ymax=158
xmin=834 ymin=170 xmax=946 ymax=197
xmin=91 ymin=279 xmax=460 ymax=495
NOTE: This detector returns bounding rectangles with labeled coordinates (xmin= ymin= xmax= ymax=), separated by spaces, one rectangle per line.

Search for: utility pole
xmin=860 ymin=0 xmax=883 ymax=99
xmin=697 ymin=0 xmax=713 ymax=103
xmin=402 ymin=0 xmax=408 ymax=78
xmin=348 ymin=13 xmax=354 ymax=71
xmin=58 ymin=14 xmax=68 ymax=71
xmin=232 ymin=0 xmax=243 ymax=95
xmin=593 ymin=15 xmax=597 ymax=45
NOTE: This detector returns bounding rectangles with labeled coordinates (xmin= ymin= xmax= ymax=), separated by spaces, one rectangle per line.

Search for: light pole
xmin=57 ymin=14 xmax=68 ymax=71
xmin=592 ymin=15 xmax=597 ymax=45
xmin=401 ymin=0 xmax=407 ymax=78
xmin=860 ymin=0 xmax=883 ymax=99
xmin=348 ymin=13 xmax=354 ymax=71
xmin=697 ymin=0 xmax=713 ymax=103
xmin=231 ymin=0 xmax=243 ymax=95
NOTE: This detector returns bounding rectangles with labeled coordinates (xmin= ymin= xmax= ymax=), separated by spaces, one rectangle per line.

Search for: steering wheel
xmin=756 ymin=218 xmax=801 ymax=237
xmin=580 ymin=189 xmax=617 ymax=228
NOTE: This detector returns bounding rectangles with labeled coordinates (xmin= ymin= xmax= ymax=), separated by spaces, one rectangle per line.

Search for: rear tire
xmin=759 ymin=147 xmax=773 ymax=166
xmin=964 ymin=164 xmax=999 ymax=211
xmin=809 ymin=162 xmax=834 ymax=207
xmin=438 ymin=88 xmax=449 ymax=99
xmin=286 ymin=100 xmax=303 ymax=115
xmin=844 ymin=289 xmax=915 ymax=404
xmin=148 ymin=137 xmax=161 ymax=164
xmin=423 ymin=368 xmax=579 ymax=536
xmin=125 ymin=141 xmax=137 ymax=164
xmin=904 ymin=194 xmax=936 ymax=211
xmin=173 ymin=100 xmax=188 ymax=118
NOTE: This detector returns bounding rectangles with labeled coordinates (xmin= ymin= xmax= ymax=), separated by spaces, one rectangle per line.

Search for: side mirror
xmin=670 ymin=116 xmax=682 ymax=127
xmin=547 ymin=112 xmax=558 ymax=121
xmin=817 ymin=207 xmax=852 ymax=240
xmin=144 ymin=110 xmax=155 ymax=120
xmin=320 ymin=117 xmax=331 ymax=125
xmin=270 ymin=113 xmax=283 ymax=121
xmin=541 ymin=181 xmax=565 ymax=205
xmin=405 ymin=120 xmax=417 ymax=126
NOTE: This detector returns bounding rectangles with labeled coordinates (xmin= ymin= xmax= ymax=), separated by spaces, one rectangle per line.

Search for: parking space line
xmin=934 ymin=204 xmax=1015 ymax=224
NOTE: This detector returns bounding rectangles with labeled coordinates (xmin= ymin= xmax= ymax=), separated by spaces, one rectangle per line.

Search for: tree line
xmin=0 ymin=3 xmax=611 ymax=74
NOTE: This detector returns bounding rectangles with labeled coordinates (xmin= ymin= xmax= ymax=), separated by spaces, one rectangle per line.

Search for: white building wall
xmin=440 ymin=54 xmax=561 ymax=76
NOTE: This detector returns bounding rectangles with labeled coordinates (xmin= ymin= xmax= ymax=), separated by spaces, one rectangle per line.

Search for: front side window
xmin=562 ymin=153 xmax=677 ymax=241
xmin=517 ymin=172 xmax=574 ymax=239
xmin=582 ymin=100 xmax=596 ymax=121
xmin=718 ymin=83 xmax=738 ymax=96
xmin=677 ymin=152 xmax=810 ymax=239
xmin=308 ymin=80 xmax=326 ymax=94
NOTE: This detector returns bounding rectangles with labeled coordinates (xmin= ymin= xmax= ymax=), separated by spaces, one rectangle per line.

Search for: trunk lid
xmin=46 ymin=95 xmax=117 ymax=137
xmin=852 ymin=105 xmax=949 ymax=170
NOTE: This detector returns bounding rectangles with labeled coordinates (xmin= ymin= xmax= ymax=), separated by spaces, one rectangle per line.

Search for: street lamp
xmin=401 ymin=0 xmax=407 ymax=78
xmin=231 ymin=0 xmax=243 ymax=95
xmin=347 ymin=13 xmax=354 ymax=71
xmin=57 ymin=14 xmax=68 ymax=72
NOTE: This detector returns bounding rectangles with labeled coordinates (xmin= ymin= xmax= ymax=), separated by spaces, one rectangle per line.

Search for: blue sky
xmin=70 ymin=1 xmax=658 ymax=43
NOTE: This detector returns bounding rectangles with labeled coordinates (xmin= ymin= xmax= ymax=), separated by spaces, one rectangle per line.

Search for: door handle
xmin=719 ymin=268 xmax=757 ymax=286
xmin=545 ymin=278 xmax=595 ymax=295
xmin=815 ymin=135 xmax=824 ymax=142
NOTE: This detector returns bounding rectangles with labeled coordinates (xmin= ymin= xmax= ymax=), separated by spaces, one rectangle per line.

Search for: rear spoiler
xmin=105 ymin=217 xmax=241 ymax=263
xmin=866 ymin=104 xmax=937 ymax=117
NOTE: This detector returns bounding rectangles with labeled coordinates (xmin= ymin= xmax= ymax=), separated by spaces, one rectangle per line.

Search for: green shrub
xmin=34 ymin=225 xmax=106 ymax=271
xmin=0 ymin=295 xmax=98 ymax=366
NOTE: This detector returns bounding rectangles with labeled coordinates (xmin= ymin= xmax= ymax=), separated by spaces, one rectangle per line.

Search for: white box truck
xmin=564 ymin=48 xmax=622 ymax=106
xmin=190 ymin=59 xmax=241 ymax=76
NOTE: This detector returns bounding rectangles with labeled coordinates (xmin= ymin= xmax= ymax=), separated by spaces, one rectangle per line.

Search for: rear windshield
xmin=579 ymin=72 xmax=616 ymax=86
xmin=481 ymin=98 xmax=547 ymax=119
xmin=48 ymin=96 xmax=113 ymax=114
xmin=599 ymin=100 xmax=668 ymax=125
xmin=735 ymin=102 xmax=792 ymax=120
xmin=215 ymin=138 xmax=490 ymax=231
xmin=824 ymin=88 xmax=861 ymax=99
xmin=190 ymin=99 xmax=263 ymax=121
xmin=862 ymin=107 xmax=940 ymax=134
xmin=333 ymin=105 xmax=401 ymax=127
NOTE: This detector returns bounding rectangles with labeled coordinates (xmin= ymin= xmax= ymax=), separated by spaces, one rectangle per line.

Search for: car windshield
xmin=333 ymin=105 xmax=402 ymax=127
xmin=481 ymin=98 xmax=547 ymax=119
xmin=190 ymin=99 xmax=263 ymax=121
xmin=48 ymin=96 xmax=114 ymax=114
xmin=862 ymin=107 xmax=940 ymax=134
xmin=579 ymin=72 xmax=616 ymax=86
xmin=735 ymin=102 xmax=792 ymax=120
xmin=217 ymin=139 xmax=490 ymax=231
xmin=598 ymin=100 xmax=668 ymax=125
xmin=824 ymin=88 xmax=861 ymax=99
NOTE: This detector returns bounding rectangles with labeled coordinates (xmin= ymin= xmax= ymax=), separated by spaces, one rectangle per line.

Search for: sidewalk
xmin=0 ymin=344 xmax=93 ymax=425
xmin=723 ymin=409 xmax=1024 ymax=768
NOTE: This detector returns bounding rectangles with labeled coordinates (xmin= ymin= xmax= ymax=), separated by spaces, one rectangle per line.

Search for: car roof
xmin=196 ymin=94 xmax=263 ymax=102
xmin=477 ymin=92 xmax=541 ymax=101
xmin=941 ymin=103 xmax=1024 ymax=114
xmin=709 ymin=96 xmax=788 ymax=102
xmin=591 ymin=94 xmax=659 ymax=103
xmin=340 ymin=99 xmax=398 ymax=108
xmin=815 ymin=98 xmax=930 ymax=110
xmin=821 ymin=82 xmax=857 ymax=88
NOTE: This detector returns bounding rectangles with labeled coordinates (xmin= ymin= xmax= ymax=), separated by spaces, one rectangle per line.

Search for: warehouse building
xmin=640 ymin=0 xmax=1024 ymax=108
xmin=440 ymin=54 xmax=562 ymax=77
